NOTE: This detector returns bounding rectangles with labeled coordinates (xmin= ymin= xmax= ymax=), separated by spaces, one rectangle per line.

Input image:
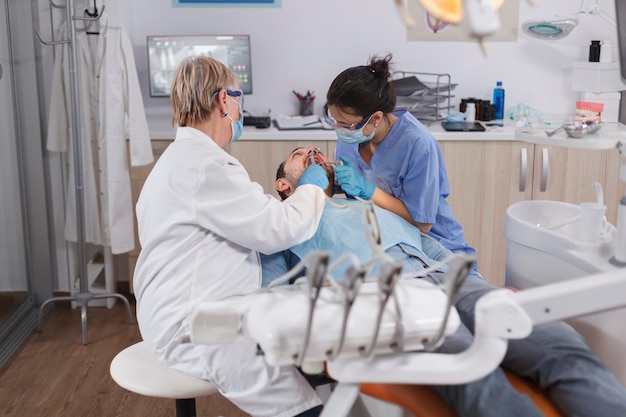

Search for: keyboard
xmin=243 ymin=116 xmax=272 ymax=128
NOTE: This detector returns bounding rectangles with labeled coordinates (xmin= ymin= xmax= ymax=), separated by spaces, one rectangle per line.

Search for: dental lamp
xmin=522 ymin=0 xmax=616 ymax=40
xmin=521 ymin=18 xmax=579 ymax=40
xmin=394 ymin=0 xmax=504 ymax=40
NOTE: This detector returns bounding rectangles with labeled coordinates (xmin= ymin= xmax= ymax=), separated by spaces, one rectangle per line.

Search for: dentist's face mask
xmin=324 ymin=105 xmax=375 ymax=144
xmin=335 ymin=115 xmax=375 ymax=144
xmin=226 ymin=90 xmax=244 ymax=142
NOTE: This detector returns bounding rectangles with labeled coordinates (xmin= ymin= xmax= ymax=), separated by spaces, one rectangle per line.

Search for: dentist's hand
xmin=335 ymin=157 xmax=375 ymax=200
xmin=298 ymin=164 xmax=329 ymax=190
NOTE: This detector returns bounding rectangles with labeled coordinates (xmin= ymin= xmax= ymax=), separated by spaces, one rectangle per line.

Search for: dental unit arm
xmin=187 ymin=259 xmax=626 ymax=417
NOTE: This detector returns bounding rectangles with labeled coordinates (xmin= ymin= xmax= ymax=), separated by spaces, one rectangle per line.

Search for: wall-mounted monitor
xmin=147 ymin=34 xmax=253 ymax=97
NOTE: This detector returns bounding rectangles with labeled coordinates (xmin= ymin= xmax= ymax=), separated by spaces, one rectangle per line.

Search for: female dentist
xmin=326 ymin=54 xmax=475 ymax=260
xmin=133 ymin=56 xmax=328 ymax=417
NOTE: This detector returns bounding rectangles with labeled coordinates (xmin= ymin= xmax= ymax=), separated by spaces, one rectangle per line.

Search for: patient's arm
xmin=260 ymin=251 xmax=290 ymax=287
xmin=260 ymin=250 xmax=303 ymax=287
xmin=420 ymin=234 xmax=454 ymax=262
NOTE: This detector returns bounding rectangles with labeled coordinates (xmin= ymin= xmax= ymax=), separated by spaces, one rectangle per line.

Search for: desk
xmin=514 ymin=122 xmax=626 ymax=150
xmin=146 ymin=114 xmax=518 ymax=142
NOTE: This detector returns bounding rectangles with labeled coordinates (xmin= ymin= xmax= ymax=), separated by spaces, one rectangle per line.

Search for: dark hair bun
xmin=368 ymin=54 xmax=393 ymax=80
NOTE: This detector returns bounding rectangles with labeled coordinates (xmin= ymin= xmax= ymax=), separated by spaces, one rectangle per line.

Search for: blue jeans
xmin=393 ymin=247 xmax=626 ymax=417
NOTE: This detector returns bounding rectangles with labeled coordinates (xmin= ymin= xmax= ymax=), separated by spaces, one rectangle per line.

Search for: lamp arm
xmin=585 ymin=4 xmax=617 ymax=27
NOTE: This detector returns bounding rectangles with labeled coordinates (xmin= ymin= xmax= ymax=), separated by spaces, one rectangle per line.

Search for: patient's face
xmin=278 ymin=146 xmax=334 ymax=198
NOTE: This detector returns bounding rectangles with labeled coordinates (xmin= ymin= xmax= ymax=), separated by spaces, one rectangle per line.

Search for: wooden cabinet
xmin=439 ymin=140 xmax=622 ymax=285
xmin=438 ymin=141 xmax=535 ymax=285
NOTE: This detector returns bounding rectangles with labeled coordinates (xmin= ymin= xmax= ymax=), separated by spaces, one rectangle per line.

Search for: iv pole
xmin=35 ymin=0 xmax=134 ymax=345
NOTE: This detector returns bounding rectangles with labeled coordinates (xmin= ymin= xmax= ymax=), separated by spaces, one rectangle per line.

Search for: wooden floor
xmin=0 ymin=292 xmax=28 ymax=325
xmin=0 ymin=300 xmax=250 ymax=417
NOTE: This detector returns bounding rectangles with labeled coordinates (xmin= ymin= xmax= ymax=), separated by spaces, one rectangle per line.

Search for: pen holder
xmin=299 ymin=98 xmax=315 ymax=116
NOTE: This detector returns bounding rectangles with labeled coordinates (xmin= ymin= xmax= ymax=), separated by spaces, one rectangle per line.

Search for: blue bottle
xmin=493 ymin=81 xmax=505 ymax=120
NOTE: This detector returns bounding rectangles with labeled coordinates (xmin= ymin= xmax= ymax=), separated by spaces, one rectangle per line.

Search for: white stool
xmin=110 ymin=341 xmax=218 ymax=417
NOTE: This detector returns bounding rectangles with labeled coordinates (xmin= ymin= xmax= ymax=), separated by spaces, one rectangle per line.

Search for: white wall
xmin=115 ymin=0 xmax=620 ymax=121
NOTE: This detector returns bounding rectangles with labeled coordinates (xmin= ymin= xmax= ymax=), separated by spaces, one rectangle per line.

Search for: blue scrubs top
xmin=336 ymin=110 xmax=475 ymax=257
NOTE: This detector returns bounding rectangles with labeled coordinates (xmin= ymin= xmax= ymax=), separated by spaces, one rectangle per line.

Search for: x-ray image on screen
xmin=147 ymin=35 xmax=252 ymax=97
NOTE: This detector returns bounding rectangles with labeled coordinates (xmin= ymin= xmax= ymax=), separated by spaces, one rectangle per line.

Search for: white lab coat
xmin=47 ymin=14 xmax=153 ymax=254
xmin=134 ymin=127 xmax=325 ymax=417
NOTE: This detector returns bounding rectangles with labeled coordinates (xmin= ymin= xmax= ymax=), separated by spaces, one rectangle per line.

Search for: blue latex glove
xmin=334 ymin=157 xmax=375 ymax=200
xmin=298 ymin=164 xmax=329 ymax=190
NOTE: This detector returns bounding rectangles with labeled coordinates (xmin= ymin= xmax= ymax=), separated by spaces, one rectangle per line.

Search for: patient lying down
xmin=259 ymin=146 xmax=626 ymax=417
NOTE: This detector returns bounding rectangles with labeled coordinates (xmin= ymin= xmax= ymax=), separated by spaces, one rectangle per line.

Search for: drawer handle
xmin=541 ymin=147 xmax=549 ymax=192
xmin=519 ymin=147 xmax=527 ymax=192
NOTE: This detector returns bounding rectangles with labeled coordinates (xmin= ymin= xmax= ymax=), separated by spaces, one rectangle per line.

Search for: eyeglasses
xmin=323 ymin=104 xmax=371 ymax=130
xmin=226 ymin=89 xmax=244 ymax=109
xmin=210 ymin=89 xmax=244 ymax=108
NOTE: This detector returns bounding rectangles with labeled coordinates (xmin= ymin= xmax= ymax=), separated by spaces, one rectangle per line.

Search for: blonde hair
xmin=170 ymin=56 xmax=240 ymax=127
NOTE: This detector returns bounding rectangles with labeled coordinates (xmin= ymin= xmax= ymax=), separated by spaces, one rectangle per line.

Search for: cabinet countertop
xmin=148 ymin=114 xmax=518 ymax=141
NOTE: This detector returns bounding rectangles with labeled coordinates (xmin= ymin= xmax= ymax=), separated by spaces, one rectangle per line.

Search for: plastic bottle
xmin=492 ymin=81 xmax=505 ymax=120
xmin=589 ymin=40 xmax=601 ymax=62
xmin=465 ymin=102 xmax=476 ymax=122
xmin=600 ymin=40 xmax=613 ymax=63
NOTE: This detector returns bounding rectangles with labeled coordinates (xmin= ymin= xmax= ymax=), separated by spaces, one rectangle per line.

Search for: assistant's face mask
xmin=227 ymin=97 xmax=244 ymax=142
xmin=335 ymin=116 xmax=375 ymax=144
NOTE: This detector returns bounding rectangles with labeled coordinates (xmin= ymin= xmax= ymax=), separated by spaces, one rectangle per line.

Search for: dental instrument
xmin=319 ymin=160 xmax=344 ymax=166
xmin=295 ymin=252 xmax=330 ymax=370
xmin=325 ymin=264 xmax=366 ymax=360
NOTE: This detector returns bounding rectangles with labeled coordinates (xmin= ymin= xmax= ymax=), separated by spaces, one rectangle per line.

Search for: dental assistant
xmin=133 ymin=56 xmax=328 ymax=417
xmin=326 ymin=54 xmax=475 ymax=259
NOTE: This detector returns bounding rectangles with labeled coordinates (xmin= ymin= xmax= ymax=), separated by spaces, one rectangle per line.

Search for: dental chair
xmin=359 ymin=370 xmax=564 ymax=417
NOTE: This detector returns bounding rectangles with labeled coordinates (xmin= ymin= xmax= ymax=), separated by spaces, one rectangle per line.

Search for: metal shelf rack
xmin=392 ymin=71 xmax=455 ymax=124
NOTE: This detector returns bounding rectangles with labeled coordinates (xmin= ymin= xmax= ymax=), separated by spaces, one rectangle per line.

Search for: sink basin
xmin=504 ymin=200 xmax=625 ymax=386
xmin=504 ymin=200 xmax=582 ymax=252
xmin=504 ymin=200 xmax=615 ymax=255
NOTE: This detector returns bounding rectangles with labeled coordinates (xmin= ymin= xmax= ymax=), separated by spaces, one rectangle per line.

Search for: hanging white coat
xmin=47 ymin=14 xmax=153 ymax=254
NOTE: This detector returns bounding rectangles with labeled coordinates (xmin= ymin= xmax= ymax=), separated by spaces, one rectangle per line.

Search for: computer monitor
xmin=147 ymin=34 xmax=253 ymax=97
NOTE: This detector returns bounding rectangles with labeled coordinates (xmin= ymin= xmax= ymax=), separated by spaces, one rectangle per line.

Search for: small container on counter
xmin=600 ymin=40 xmax=613 ymax=63
xmin=465 ymin=102 xmax=476 ymax=122
xmin=589 ymin=40 xmax=601 ymax=62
